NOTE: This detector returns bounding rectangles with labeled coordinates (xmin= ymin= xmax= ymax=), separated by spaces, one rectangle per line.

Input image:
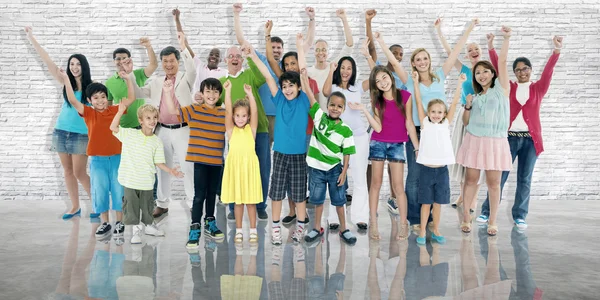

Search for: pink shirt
xmin=159 ymin=77 xmax=181 ymax=125
xmin=192 ymin=57 xmax=228 ymax=95
xmin=371 ymin=89 xmax=411 ymax=143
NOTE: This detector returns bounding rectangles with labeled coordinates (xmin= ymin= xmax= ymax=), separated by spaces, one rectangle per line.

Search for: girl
xmin=456 ymin=26 xmax=513 ymax=236
xmin=375 ymin=19 xmax=476 ymax=232
xmin=221 ymin=80 xmax=262 ymax=243
xmin=322 ymin=48 xmax=374 ymax=232
xmin=412 ymin=71 xmax=467 ymax=245
xmin=24 ymin=27 xmax=96 ymax=220
xmin=349 ymin=66 xmax=419 ymax=240
xmin=434 ymin=18 xmax=488 ymax=212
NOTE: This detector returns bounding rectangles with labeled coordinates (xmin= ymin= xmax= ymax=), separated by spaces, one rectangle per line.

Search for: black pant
xmin=192 ymin=163 xmax=223 ymax=224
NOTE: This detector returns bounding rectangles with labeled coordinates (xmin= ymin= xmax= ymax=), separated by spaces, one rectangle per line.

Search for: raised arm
xmin=246 ymin=44 xmax=278 ymax=97
xmin=404 ymin=96 xmax=420 ymax=151
xmin=24 ymin=27 xmax=62 ymax=83
xmin=297 ymin=33 xmax=308 ymax=71
xmin=300 ymin=69 xmax=316 ymax=106
xmin=178 ymin=32 xmax=197 ymax=86
xmin=336 ymin=9 xmax=354 ymax=47
xmin=365 ymin=9 xmax=377 ymax=61
xmin=58 ymin=69 xmax=84 ymax=115
xmin=360 ymin=38 xmax=376 ymax=70
xmin=486 ymin=33 xmax=499 ymax=72
xmin=119 ymin=70 xmax=136 ymax=107
xmin=442 ymin=18 xmax=479 ymax=76
xmin=110 ymin=102 xmax=127 ymax=133
xmin=411 ymin=71 xmax=426 ymax=123
xmin=161 ymin=79 xmax=179 ymax=115
xmin=172 ymin=8 xmax=195 ymax=58
xmin=232 ymin=3 xmax=248 ymax=46
xmin=536 ymin=36 xmax=563 ymax=95
xmin=223 ymin=80 xmax=234 ymax=135
xmin=446 ymin=73 xmax=466 ymax=123
xmin=434 ymin=18 xmax=463 ymax=72
xmin=322 ymin=62 xmax=337 ymax=97
xmin=463 ymin=95 xmax=473 ymax=126
xmin=303 ymin=7 xmax=316 ymax=53
xmin=244 ymin=84 xmax=259 ymax=137
xmin=498 ymin=26 xmax=511 ymax=94
xmin=265 ymin=21 xmax=284 ymax=78
xmin=140 ymin=38 xmax=158 ymax=77
xmin=376 ymin=32 xmax=408 ymax=84
xmin=348 ymin=102 xmax=382 ymax=133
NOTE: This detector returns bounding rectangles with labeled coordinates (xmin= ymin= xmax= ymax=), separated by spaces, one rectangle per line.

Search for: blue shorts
xmin=51 ymin=129 xmax=88 ymax=155
xmin=418 ymin=165 xmax=450 ymax=205
xmin=90 ymin=154 xmax=124 ymax=213
xmin=308 ymin=164 xmax=347 ymax=207
xmin=369 ymin=140 xmax=406 ymax=163
xmin=88 ymin=250 xmax=125 ymax=299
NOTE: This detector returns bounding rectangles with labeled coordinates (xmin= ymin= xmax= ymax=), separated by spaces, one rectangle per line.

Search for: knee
xmin=73 ymin=168 xmax=88 ymax=181
xmin=465 ymin=175 xmax=480 ymax=186
xmin=486 ymin=177 xmax=501 ymax=189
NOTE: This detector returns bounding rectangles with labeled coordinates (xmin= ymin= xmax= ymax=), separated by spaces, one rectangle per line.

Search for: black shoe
xmin=282 ymin=215 xmax=296 ymax=225
xmin=95 ymin=222 xmax=112 ymax=238
xmin=113 ymin=221 xmax=124 ymax=236
xmin=204 ymin=217 xmax=224 ymax=239
xmin=186 ymin=223 xmax=201 ymax=249
xmin=328 ymin=223 xmax=339 ymax=230
xmin=339 ymin=229 xmax=357 ymax=245
xmin=346 ymin=194 xmax=353 ymax=204
xmin=257 ymin=209 xmax=269 ymax=221
xmin=357 ymin=222 xmax=368 ymax=230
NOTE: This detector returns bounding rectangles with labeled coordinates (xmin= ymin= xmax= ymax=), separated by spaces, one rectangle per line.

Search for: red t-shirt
xmin=81 ymin=105 xmax=123 ymax=156
xmin=307 ymin=78 xmax=320 ymax=134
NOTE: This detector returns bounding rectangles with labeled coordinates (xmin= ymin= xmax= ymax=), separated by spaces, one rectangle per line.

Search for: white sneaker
xmin=145 ymin=224 xmax=165 ymax=236
xmin=514 ymin=219 xmax=528 ymax=230
xmin=271 ymin=227 xmax=282 ymax=245
xmin=131 ymin=225 xmax=142 ymax=244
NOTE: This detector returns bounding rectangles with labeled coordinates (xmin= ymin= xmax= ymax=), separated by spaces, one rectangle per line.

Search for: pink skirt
xmin=456 ymin=132 xmax=512 ymax=171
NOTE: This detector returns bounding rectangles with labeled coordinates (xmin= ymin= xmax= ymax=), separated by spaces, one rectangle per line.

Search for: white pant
xmin=155 ymin=126 xmax=195 ymax=208
xmin=328 ymin=133 xmax=369 ymax=225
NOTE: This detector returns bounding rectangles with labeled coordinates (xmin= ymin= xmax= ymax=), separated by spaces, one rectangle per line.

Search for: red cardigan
xmin=489 ymin=49 xmax=560 ymax=156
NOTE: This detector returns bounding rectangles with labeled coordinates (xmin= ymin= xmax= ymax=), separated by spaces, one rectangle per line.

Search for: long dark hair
xmin=369 ymin=66 xmax=405 ymax=122
xmin=472 ymin=60 xmax=497 ymax=94
xmin=281 ymin=51 xmax=298 ymax=72
xmin=332 ymin=56 xmax=357 ymax=91
xmin=62 ymin=54 xmax=92 ymax=106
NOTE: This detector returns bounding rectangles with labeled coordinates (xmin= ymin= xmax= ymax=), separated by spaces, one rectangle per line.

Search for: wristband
xmin=265 ymin=35 xmax=271 ymax=38
xmin=310 ymin=18 xmax=315 ymax=21
xmin=413 ymin=148 xmax=419 ymax=152
xmin=464 ymin=105 xmax=472 ymax=111
xmin=554 ymin=46 xmax=562 ymax=50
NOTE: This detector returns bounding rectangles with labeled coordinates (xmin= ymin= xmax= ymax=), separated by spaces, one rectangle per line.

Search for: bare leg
xmin=389 ymin=162 xmax=408 ymax=239
xmin=247 ymin=204 xmax=257 ymax=229
xmin=115 ymin=211 xmax=123 ymax=222
xmin=388 ymin=165 xmax=396 ymax=199
xmin=272 ymin=199 xmax=283 ymax=223
xmin=287 ymin=199 xmax=296 ymax=217
xmin=432 ymin=203 xmax=442 ymax=236
xmin=314 ymin=204 xmax=323 ymax=231
xmin=100 ymin=212 xmax=109 ymax=224
xmin=485 ymin=170 xmax=502 ymax=235
xmin=471 ymin=184 xmax=482 ymax=211
xmin=235 ymin=204 xmax=244 ymax=229
xmin=462 ymin=168 xmax=481 ymax=225
xmin=295 ymin=200 xmax=306 ymax=226
xmin=72 ymin=154 xmax=92 ymax=210
xmin=58 ymin=153 xmax=80 ymax=214
xmin=419 ymin=204 xmax=431 ymax=238
xmin=336 ymin=206 xmax=346 ymax=232
xmin=368 ymin=161 xmax=384 ymax=239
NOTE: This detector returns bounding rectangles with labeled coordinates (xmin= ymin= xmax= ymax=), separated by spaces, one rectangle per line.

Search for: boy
xmin=60 ymin=69 xmax=135 ymax=241
xmin=162 ymin=77 xmax=226 ymax=248
xmin=110 ymin=103 xmax=184 ymax=244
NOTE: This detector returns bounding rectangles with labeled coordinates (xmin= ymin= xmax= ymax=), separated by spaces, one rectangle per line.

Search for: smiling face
xmin=327 ymin=95 xmax=345 ymax=119
xmin=89 ymin=91 xmax=108 ymax=112
xmin=233 ymin=105 xmax=250 ymax=128
xmin=113 ymin=53 xmax=130 ymax=71
xmin=314 ymin=40 xmax=328 ymax=64
xmin=161 ymin=53 xmax=179 ymax=77
xmin=206 ymin=48 xmax=221 ymax=70
xmin=139 ymin=111 xmax=158 ymax=131
xmin=202 ymin=87 xmax=220 ymax=107
xmin=272 ymin=42 xmax=284 ymax=61
xmin=69 ymin=57 xmax=82 ymax=78
xmin=514 ymin=62 xmax=532 ymax=83
xmin=281 ymin=80 xmax=300 ymax=100
xmin=375 ymin=71 xmax=393 ymax=93
xmin=411 ymin=50 xmax=431 ymax=73
xmin=474 ymin=64 xmax=494 ymax=89
xmin=283 ymin=55 xmax=299 ymax=73
xmin=428 ymin=102 xmax=447 ymax=123
xmin=339 ymin=59 xmax=354 ymax=84
xmin=466 ymin=43 xmax=482 ymax=64
xmin=390 ymin=45 xmax=404 ymax=62
xmin=225 ymin=47 xmax=243 ymax=75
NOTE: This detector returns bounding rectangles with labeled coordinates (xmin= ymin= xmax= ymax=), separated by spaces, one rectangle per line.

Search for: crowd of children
xmin=26 ymin=4 xmax=562 ymax=250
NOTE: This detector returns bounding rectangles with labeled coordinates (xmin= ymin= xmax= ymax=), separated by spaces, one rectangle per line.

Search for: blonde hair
xmin=427 ymin=99 xmax=448 ymax=122
xmin=232 ymin=98 xmax=251 ymax=125
xmin=410 ymin=48 xmax=440 ymax=83
xmin=137 ymin=104 xmax=159 ymax=120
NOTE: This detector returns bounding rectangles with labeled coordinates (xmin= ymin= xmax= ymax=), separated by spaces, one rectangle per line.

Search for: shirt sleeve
xmin=341 ymin=132 xmax=356 ymax=155
xmin=310 ymin=78 xmax=320 ymax=95
xmin=247 ymin=57 xmax=267 ymax=89
xmin=179 ymin=105 xmax=191 ymax=123
xmin=436 ymin=67 xmax=446 ymax=83
xmin=272 ymin=88 xmax=284 ymax=107
xmin=154 ymin=138 xmax=166 ymax=165
xmin=133 ymin=68 xmax=149 ymax=87
xmin=309 ymin=102 xmax=323 ymax=121
xmin=112 ymin=126 xmax=129 ymax=141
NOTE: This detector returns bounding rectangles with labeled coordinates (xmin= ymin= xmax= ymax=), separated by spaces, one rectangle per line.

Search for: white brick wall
xmin=1 ymin=0 xmax=598 ymax=202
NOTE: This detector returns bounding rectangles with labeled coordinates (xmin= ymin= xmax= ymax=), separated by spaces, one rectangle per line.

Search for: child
xmin=60 ymin=69 xmax=135 ymax=240
xmin=349 ymin=65 xmax=419 ymax=241
xmin=301 ymin=69 xmax=357 ymax=245
xmin=110 ymin=103 xmax=183 ymax=244
xmin=220 ymin=80 xmax=262 ymax=243
xmin=247 ymin=43 xmax=311 ymax=244
xmin=163 ymin=77 xmax=227 ymax=248
xmin=412 ymin=71 xmax=466 ymax=245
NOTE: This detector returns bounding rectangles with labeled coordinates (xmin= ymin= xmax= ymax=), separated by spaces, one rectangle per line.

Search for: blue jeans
xmin=481 ymin=135 xmax=538 ymax=220
xmin=405 ymin=132 xmax=422 ymax=225
xmin=230 ymin=132 xmax=270 ymax=212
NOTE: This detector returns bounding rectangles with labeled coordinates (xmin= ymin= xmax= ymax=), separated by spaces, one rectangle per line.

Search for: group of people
xmin=27 ymin=4 xmax=562 ymax=248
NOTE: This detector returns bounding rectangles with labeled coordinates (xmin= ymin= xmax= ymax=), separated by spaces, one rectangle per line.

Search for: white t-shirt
xmin=192 ymin=56 xmax=228 ymax=95
xmin=308 ymin=44 xmax=354 ymax=112
xmin=332 ymin=84 xmax=367 ymax=136
xmin=509 ymin=82 xmax=532 ymax=132
xmin=417 ymin=117 xmax=455 ymax=166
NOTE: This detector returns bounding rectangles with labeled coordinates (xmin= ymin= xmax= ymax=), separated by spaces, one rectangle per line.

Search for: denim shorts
xmin=418 ymin=165 xmax=450 ymax=205
xmin=308 ymin=164 xmax=347 ymax=207
xmin=90 ymin=155 xmax=124 ymax=213
xmin=369 ymin=140 xmax=406 ymax=163
xmin=51 ymin=129 xmax=88 ymax=155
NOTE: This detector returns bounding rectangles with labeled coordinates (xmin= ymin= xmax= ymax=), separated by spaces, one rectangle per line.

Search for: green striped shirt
xmin=306 ymin=103 xmax=356 ymax=171
xmin=113 ymin=127 xmax=165 ymax=190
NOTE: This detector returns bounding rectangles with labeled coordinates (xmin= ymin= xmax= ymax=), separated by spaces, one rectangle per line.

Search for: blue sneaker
xmin=416 ymin=236 xmax=426 ymax=245
xmin=204 ymin=217 xmax=224 ymax=240
xmin=431 ymin=233 xmax=446 ymax=244
xmin=386 ymin=198 xmax=399 ymax=215
xmin=476 ymin=215 xmax=489 ymax=224
xmin=62 ymin=208 xmax=81 ymax=220
xmin=514 ymin=219 xmax=528 ymax=230
xmin=186 ymin=223 xmax=201 ymax=249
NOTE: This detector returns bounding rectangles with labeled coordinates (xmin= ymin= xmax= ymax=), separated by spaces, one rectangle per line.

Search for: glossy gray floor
xmin=1 ymin=199 xmax=598 ymax=300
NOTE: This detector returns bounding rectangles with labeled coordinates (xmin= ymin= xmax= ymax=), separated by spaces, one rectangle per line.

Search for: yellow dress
xmin=221 ymin=124 xmax=263 ymax=204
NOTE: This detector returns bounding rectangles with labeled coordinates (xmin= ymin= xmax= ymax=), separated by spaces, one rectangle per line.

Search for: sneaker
xmin=113 ymin=221 xmax=124 ymax=236
xmin=188 ymin=250 xmax=201 ymax=267
xmin=386 ymin=198 xmax=399 ymax=215
xmin=346 ymin=194 xmax=353 ymax=205
xmin=131 ymin=225 xmax=142 ymax=244
xmin=204 ymin=217 xmax=224 ymax=239
xmin=95 ymin=222 xmax=112 ymax=238
xmin=186 ymin=223 xmax=201 ymax=249
xmin=292 ymin=226 xmax=306 ymax=243
xmin=282 ymin=215 xmax=297 ymax=225
xmin=476 ymin=215 xmax=489 ymax=224
xmin=328 ymin=222 xmax=339 ymax=230
xmin=271 ymin=227 xmax=282 ymax=245
xmin=257 ymin=209 xmax=269 ymax=221
xmin=204 ymin=239 xmax=217 ymax=252
xmin=339 ymin=229 xmax=357 ymax=245
xmin=416 ymin=235 xmax=426 ymax=245
xmin=227 ymin=211 xmax=235 ymax=221
xmin=304 ymin=228 xmax=324 ymax=244
xmin=514 ymin=219 xmax=528 ymax=230
xmin=145 ymin=224 xmax=165 ymax=236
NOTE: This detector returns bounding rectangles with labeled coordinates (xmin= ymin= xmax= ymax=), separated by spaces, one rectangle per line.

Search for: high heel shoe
xmin=62 ymin=208 xmax=81 ymax=220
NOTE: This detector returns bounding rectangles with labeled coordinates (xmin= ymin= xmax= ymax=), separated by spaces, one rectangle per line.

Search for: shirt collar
xmin=226 ymin=69 xmax=244 ymax=79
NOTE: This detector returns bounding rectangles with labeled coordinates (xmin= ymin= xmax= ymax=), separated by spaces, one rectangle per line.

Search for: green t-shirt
xmin=106 ymin=68 xmax=149 ymax=128
xmin=217 ymin=58 xmax=268 ymax=133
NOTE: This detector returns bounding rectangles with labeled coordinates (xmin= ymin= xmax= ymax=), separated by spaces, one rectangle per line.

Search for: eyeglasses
xmin=114 ymin=57 xmax=129 ymax=61
xmin=227 ymin=54 xmax=242 ymax=60
xmin=315 ymin=48 xmax=327 ymax=53
xmin=514 ymin=67 xmax=531 ymax=74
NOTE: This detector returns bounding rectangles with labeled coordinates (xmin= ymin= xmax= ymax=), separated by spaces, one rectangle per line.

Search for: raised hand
xmin=471 ymin=18 xmax=480 ymax=26
xmin=365 ymin=9 xmax=376 ymax=21
xmin=360 ymin=39 xmax=371 ymax=57
xmin=330 ymin=62 xmax=338 ymax=71
xmin=434 ymin=17 xmax=442 ymax=28
xmin=347 ymin=102 xmax=364 ymax=110
xmin=223 ymin=80 xmax=232 ymax=92
xmin=117 ymin=101 xmax=127 ymax=113
xmin=296 ymin=32 xmax=304 ymax=46
xmin=24 ymin=26 xmax=33 ymax=39
xmin=305 ymin=7 xmax=315 ymax=19
xmin=240 ymin=43 xmax=252 ymax=58
xmin=163 ymin=78 xmax=174 ymax=93
xmin=373 ymin=31 xmax=383 ymax=41
xmin=194 ymin=92 xmax=203 ymax=104
xmin=118 ymin=70 xmax=130 ymax=81
xmin=335 ymin=9 xmax=346 ymax=19
xmin=58 ymin=67 xmax=69 ymax=85
xmin=501 ymin=26 xmax=512 ymax=38
xmin=232 ymin=3 xmax=243 ymax=14
xmin=486 ymin=33 xmax=495 ymax=43
xmin=172 ymin=8 xmax=180 ymax=18
xmin=243 ymin=83 xmax=253 ymax=96
xmin=121 ymin=58 xmax=133 ymax=73
xmin=265 ymin=20 xmax=273 ymax=35
xmin=139 ymin=37 xmax=151 ymax=48
xmin=553 ymin=36 xmax=563 ymax=49
xmin=458 ymin=73 xmax=467 ymax=83
xmin=411 ymin=71 xmax=419 ymax=82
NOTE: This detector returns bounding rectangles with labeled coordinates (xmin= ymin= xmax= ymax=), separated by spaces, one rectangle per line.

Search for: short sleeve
xmin=309 ymin=102 xmax=323 ymax=121
xmin=341 ymin=131 xmax=356 ymax=155
xmin=400 ymin=90 xmax=411 ymax=105
xmin=247 ymin=57 xmax=267 ymax=89
xmin=298 ymin=91 xmax=310 ymax=110
xmin=81 ymin=105 xmax=94 ymax=118
xmin=179 ymin=105 xmax=192 ymax=123
xmin=113 ymin=126 xmax=129 ymax=141
xmin=154 ymin=138 xmax=166 ymax=165
xmin=273 ymin=89 xmax=284 ymax=107
xmin=435 ymin=67 xmax=446 ymax=83
xmin=460 ymin=64 xmax=471 ymax=75
xmin=133 ymin=68 xmax=149 ymax=87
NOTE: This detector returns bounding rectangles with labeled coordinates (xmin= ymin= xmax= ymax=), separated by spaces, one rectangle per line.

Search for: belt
xmin=508 ymin=131 xmax=531 ymax=138
xmin=159 ymin=122 xmax=188 ymax=129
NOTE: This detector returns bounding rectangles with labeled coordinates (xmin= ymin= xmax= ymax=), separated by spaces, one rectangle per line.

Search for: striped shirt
xmin=113 ymin=127 xmax=165 ymax=190
xmin=306 ymin=103 xmax=356 ymax=171
xmin=179 ymin=103 xmax=226 ymax=165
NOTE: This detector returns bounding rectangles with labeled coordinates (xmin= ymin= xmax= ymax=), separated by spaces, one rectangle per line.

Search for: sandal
xmin=487 ymin=224 xmax=498 ymax=236
xmin=234 ymin=232 xmax=243 ymax=243
xmin=249 ymin=232 xmax=258 ymax=242
xmin=369 ymin=221 xmax=381 ymax=240
xmin=397 ymin=222 xmax=409 ymax=240
xmin=461 ymin=221 xmax=472 ymax=233
xmin=451 ymin=197 xmax=463 ymax=208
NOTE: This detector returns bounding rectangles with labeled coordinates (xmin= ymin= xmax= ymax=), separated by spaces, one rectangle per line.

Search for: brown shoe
xmin=153 ymin=207 xmax=169 ymax=218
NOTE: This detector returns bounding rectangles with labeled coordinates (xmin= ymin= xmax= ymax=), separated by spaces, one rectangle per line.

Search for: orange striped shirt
xmin=179 ymin=104 xmax=226 ymax=165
